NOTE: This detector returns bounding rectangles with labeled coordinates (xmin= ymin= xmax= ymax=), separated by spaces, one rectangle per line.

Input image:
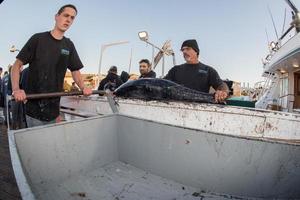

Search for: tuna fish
xmin=114 ymin=78 xmax=215 ymax=104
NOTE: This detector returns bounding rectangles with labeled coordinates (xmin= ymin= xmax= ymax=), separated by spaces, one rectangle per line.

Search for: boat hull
xmin=61 ymin=96 xmax=300 ymax=140
xmin=9 ymin=114 xmax=300 ymax=199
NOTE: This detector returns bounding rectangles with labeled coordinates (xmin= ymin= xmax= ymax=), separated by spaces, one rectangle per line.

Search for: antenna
xmin=281 ymin=8 xmax=287 ymax=35
xmin=128 ymin=47 xmax=133 ymax=73
xmin=265 ymin=29 xmax=270 ymax=46
xmin=285 ymin=0 xmax=299 ymax=13
xmin=267 ymin=5 xmax=279 ymax=40
xmin=285 ymin=0 xmax=300 ymax=33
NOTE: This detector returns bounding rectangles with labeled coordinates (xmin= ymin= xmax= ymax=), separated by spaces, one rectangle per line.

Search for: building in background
xmin=64 ymin=72 xmax=101 ymax=91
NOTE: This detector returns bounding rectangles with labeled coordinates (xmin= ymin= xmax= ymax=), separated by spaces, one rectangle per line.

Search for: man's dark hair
xmin=139 ymin=59 xmax=151 ymax=66
xmin=57 ymin=4 xmax=77 ymax=15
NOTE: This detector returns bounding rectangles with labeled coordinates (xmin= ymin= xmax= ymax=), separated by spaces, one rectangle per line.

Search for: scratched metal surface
xmin=38 ymin=161 xmax=257 ymax=200
xmin=9 ymin=115 xmax=300 ymax=199
xmin=61 ymin=96 xmax=300 ymax=140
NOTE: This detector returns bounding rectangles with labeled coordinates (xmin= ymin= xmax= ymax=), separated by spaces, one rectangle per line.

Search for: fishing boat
xmin=8 ymin=1 xmax=300 ymax=199
xmin=9 ymin=96 xmax=300 ymax=199
xmin=255 ymin=0 xmax=300 ymax=113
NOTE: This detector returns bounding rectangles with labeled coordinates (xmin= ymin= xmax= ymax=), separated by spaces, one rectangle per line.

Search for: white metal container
xmin=9 ymin=112 xmax=300 ymax=199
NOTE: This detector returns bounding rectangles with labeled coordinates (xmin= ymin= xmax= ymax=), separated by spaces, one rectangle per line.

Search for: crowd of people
xmin=1 ymin=4 xmax=229 ymax=130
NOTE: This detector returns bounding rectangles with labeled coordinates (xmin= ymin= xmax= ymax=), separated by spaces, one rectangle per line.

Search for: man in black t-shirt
xmin=139 ymin=59 xmax=156 ymax=79
xmin=164 ymin=39 xmax=228 ymax=103
xmin=11 ymin=4 xmax=92 ymax=127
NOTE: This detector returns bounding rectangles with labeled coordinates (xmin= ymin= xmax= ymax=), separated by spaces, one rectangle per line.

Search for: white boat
xmin=255 ymin=0 xmax=300 ymax=113
xmin=9 ymin=98 xmax=300 ymax=199
xmin=61 ymin=96 xmax=300 ymax=140
xmin=8 ymin=1 xmax=300 ymax=199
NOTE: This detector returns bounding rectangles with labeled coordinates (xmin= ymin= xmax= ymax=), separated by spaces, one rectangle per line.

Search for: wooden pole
xmin=12 ymin=90 xmax=106 ymax=100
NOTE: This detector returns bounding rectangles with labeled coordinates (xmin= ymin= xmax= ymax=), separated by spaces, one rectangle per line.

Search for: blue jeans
xmin=26 ymin=115 xmax=56 ymax=128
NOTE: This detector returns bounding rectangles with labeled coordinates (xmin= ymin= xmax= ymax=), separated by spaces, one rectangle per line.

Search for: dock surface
xmin=0 ymin=115 xmax=21 ymax=200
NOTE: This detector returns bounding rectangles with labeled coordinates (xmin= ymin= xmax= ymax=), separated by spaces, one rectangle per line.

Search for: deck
xmin=0 ymin=114 xmax=21 ymax=200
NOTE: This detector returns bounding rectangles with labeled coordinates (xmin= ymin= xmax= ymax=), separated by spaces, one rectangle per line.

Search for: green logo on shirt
xmin=61 ymin=49 xmax=70 ymax=55
xmin=198 ymin=69 xmax=207 ymax=74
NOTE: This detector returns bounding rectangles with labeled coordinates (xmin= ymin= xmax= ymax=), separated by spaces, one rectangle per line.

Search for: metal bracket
xmin=106 ymin=92 xmax=119 ymax=114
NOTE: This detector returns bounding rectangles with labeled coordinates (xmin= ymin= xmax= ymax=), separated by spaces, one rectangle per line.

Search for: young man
xmin=11 ymin=4 xmax=92 ymax=127
xmin=139 ymin=59 xmax=156 ymax=79
xmin=164 ymin=39 xmax=228 ymax=103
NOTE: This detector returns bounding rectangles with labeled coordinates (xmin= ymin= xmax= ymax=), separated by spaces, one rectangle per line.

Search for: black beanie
xmin=181 ymin=39 xmax=199 ymax=55
xmin=108 ymin=66 xmax=117 ymax=73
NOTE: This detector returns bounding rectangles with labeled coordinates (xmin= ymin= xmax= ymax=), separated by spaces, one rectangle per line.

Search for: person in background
xmin=0 ymin=67 xmax=3 ymax=83
xmin=2 ymin=65 xmax=12 ymax=124
xmin=0 ymin=67 xmax=3 ymax=107
xmin=139 ymin=59 xmax=156 ymax=79
xmin=120 ymin=71 xmax=130 ymax=83
xmin=70 ymin=81 xmax=79 ymax=92
xmin=164 ymin=39 xmax=228 ymax=103
xmin=10 ymin=4 xmax=92 ymax=127
xmin=98 ymin=66 xmax=123 ymax=94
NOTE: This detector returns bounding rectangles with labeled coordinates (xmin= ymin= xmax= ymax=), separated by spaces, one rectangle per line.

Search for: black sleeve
xmin=116 ymin=77 xmax=123 ymax=88
xmin=16 ymin=34 xmax=38 ymax=65
xmin=151 ymin=71 xmax=156 ymax=78
xmin=98 ymin=79 xmax=107 ymax=91
xmin=208 ymin=67 xmax=223 ymax=90
xmin=68 ymin=41 xmax=84 ymax=72
xmin=164 ymin=67 xmax=175 ymax=80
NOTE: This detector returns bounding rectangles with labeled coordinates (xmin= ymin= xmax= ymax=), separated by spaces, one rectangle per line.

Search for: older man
xmin=164 ymin=39 xmax=228 ymax=103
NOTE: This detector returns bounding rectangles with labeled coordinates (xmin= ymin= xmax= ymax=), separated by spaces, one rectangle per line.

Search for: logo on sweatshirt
xmin=198 ymin=69 xmax=207 ymax=74
xmin=61 ymin=49 xmax=70 ymax=55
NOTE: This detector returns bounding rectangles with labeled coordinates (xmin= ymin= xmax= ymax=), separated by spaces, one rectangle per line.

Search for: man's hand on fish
xmin=214 ymin=90 xmax=228 ymax=103
xmin=12 ymin=89 xmax=27 ymax=102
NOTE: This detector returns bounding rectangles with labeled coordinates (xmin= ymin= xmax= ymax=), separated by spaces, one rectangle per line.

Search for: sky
xmin=0 ymin=0 xmax=299 ymax=86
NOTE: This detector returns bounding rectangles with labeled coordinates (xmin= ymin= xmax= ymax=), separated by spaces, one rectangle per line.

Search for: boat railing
xmin=278 ymin=93 xmax=295 ymax=111
xmin=251 ymin=81 xmax=266 ymax=100
xmin=262 ymin=1 xmax=300 ymax=69
xmin=255 ymin=72 xmax=280 ymax=109
xmin=257 ymin=73 xmax=277 ymax=99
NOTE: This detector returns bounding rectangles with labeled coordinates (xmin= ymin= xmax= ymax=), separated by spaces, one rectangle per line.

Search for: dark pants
xmin=11 ymin=101 xmax=26 ymax=129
